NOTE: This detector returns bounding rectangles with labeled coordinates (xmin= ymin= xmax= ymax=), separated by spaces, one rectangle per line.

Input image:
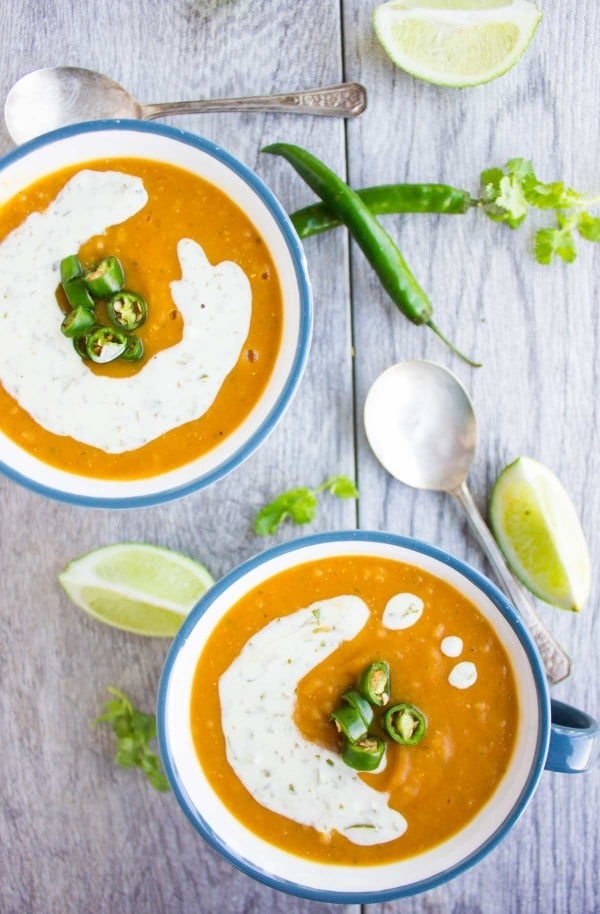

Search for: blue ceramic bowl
xmin=0 ymin=121 xmax=312 ymax=507
xmin=157 ymin=531 xmax=599 ymax=904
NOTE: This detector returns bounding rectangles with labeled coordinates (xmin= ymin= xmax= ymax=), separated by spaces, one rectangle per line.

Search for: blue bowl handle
xmin=545 ymin=699 xmax=600 ymax=773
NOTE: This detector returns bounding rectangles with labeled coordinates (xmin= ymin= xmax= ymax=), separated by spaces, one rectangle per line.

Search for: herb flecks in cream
xmin=0 ymin=170 xmax=252 ymax=452
xmin=219 ymin=596 xmax=407 ymax=846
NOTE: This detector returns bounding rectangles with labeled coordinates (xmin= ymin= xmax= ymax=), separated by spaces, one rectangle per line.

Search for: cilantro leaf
xmin=535 ymin=220 xmax=577 ymax=265
xmin=321 ymin=476 xmax=360 ymax=499
xmin=505 ymin=158 xmax=574 ymax=210
xmin=505 ymin=158 xmax=535 ymax=183
xmin=148 ymin=769 xmax=170 ymax=792
xmin=494 ymin=174 xmax=529 ymax=227
xmin=535 ymin=229 xmax=562 ymax=265
xmin=480 ymin=167 xmax=505 ymax=204
xmin=254 ymin=475 xmax=358 ymax=536
xmin=482 ymin=169 xmax=529 ymax=228
xmin=577 ymin=212 xmax=600 ymax=243
xmin=522 ymin=179 xmax=579 ymax=210
xmin=553 ymin=224 xmax=578 ymax=263
xmin=253 ymin=489 xmax=318 ymax=535
xmin=481 ymin=157 xmax=600 ymax=263
xmin=93 ymin=687 xmax=170 ymax=793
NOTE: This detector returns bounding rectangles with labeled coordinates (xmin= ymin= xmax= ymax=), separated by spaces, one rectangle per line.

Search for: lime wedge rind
xmin=373 ymin=0 xmax=542 ymax=89
xmin=489 ymin=457 xmax=591 ymax=613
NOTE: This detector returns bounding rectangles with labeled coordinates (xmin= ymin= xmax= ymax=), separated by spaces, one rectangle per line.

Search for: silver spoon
xmin=4 ymin=66 xmax=367 ymax=145
xmin=364 ymin=359 xmax=571 ymax=684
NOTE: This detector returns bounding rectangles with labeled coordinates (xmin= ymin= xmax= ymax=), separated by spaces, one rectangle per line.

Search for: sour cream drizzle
xmin=449 ymin=661 xmax=478 ymax=689
xmin=382 ymin=592 xmax=424 ymax=629
xmin=441 ymin=636 xmax=463 ymax=658
xmin=219 ymin=596 xmax=408 ymax=846
xmin=0 ymin=170 xmax=252 ymax=453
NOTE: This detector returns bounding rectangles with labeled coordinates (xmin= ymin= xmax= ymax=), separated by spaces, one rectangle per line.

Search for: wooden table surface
xmin=1 ymin=2 xmax=599 ymax=912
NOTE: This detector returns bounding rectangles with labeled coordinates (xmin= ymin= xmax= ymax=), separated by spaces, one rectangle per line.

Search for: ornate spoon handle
xmin=452 ymin=481 xmax=571 ymax=684
xmin=141 ymin=83 xmax=367 ymax=120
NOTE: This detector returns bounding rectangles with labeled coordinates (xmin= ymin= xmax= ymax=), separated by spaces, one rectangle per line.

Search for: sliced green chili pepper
xmin=358 ymin=661 xmax=390 ymax=708
xmin=342 ymin=688 xmax=374 ymax=728
xmin=60 ymin=254 xmax=83 ymax=284
xmin=107 ymin=291 xmax=148 ymax=332
xmin=86 ymin=326 xmax=128 ymax=364
xmin=263 ymin=143 xmax=479 ymax=366
xmin=84 ymin=256 xmax=125 ymax=297
xmin=342 ymin=736 xmax=386 ymax=772
xmin=73 ymin=335 xmax=89 ymax=359
xmin=73 ymin=324 xmax=101 ymax=360
xmin=331 ymin=704 xmax=368 ymax=743
xmin=60 ymin=306 xmax=95 ymax=338
xmin=120 ymin=336 xmax=144 ymax=361
xmin=291 ymin=184 xmax=473 ymax=238
xmin=383 ymin=703 xmax=427 ymax=746
xmin=62 ymin=277 xmax=95 ymax=311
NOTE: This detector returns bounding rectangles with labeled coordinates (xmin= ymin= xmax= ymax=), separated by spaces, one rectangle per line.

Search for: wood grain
xmin=0 ymin=0 xmax=599 ymax=912
xmin=0 ymin=2 xmax=357 ymax=913
xmin=342 ymin=1 xmax=600 ymax=912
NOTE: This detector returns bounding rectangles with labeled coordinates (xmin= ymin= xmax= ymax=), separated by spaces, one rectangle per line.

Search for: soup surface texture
xmin=0 ymin=158 xmax=282 ymax=479
xmin=190 ymin=556 xmax=518 ymax=865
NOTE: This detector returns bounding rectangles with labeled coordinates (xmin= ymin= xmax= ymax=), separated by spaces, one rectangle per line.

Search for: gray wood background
xmin=0 ymin=1 xmax=598 ymax=912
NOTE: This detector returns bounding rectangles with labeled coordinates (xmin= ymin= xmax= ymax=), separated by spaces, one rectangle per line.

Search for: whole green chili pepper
xmin=342 ymin=735 xmax=386 ymax=772
xmin=263 ymin=143 xmax=479 ymax=366
xmin=291 ymin=184 xmax=473 ymax=238
xmin=383 ymin=703 xmax=427 ymax=746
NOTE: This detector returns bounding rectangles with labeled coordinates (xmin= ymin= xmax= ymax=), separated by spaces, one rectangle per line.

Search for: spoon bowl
xmin=4 ymin=66 xmax=367 ymax=145
xmin=364 ymin=359 xmax=571 ymax=684
xmin=364 ymin=360 xmax=476 ymax=492
xmin=5 ymin=68 xmax=141 ymax=142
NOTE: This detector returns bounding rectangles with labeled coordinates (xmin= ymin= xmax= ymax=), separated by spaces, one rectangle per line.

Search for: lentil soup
xmin=0 ymin=158 xmax=283 ymax=479
xmin=191 ymin=555 xmax=518 ymax=865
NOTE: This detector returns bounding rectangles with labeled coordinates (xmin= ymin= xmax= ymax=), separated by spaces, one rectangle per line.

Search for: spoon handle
xmin=140 ymin=83 xmax=367 ymax=120
xmin=452 ymin=481 xmax=571 ymax=684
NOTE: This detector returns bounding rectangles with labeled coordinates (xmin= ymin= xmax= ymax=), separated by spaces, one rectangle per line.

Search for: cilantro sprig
xmin=93 ymin=686 xmax=169 ymax=792
xmin=254 ymin=475 xmax=359 ymax=536
xmin=480 ymin=158 xmax=600 ymax=264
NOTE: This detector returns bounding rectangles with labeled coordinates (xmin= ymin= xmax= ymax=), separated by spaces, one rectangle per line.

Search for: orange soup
xmin=0 ymin=158 xmax=282 ymax=479
xmin=191 ymin=556 xmax=518 ymax=865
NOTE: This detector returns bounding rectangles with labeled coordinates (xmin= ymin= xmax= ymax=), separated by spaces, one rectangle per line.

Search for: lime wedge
xmin=489 ymin=457 xmax=591 ymax=612
xmin=58 ymin=543 xmax=215 ymax=636
xmin=373 ymin=0 xmax=542 ymax=88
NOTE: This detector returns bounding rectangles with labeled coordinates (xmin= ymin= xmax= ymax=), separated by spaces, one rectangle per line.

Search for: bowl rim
xmin=0 ymin=119 xmax=313 ymax=508
xmin=157 ymin=530 xmax=550 ymax=903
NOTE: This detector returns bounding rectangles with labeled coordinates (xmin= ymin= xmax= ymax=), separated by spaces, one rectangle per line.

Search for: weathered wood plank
xmin=2 ymin=0 xmax=599 ymax=911
xmin=342 ymin=1 xmax=600 ymax=912
xmin=0 ymin=1 xmax=359 ymax=912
